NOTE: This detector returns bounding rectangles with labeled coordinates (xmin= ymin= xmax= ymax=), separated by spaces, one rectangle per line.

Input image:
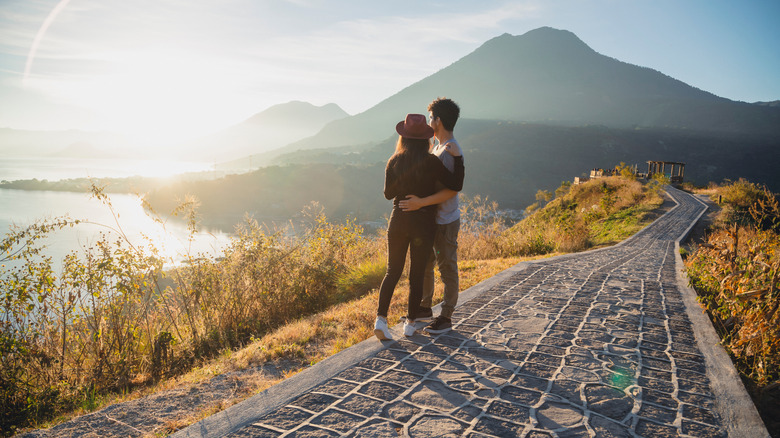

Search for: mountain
xmin=280 ymin=27 xmax=779 ymax=154
xmin=52 ymin=141 xmax=119 ymax=158
xmin=0 ymin=128 xmax=130 ymax=158
xmin=184 ymin=101 xmax=348 ymax=163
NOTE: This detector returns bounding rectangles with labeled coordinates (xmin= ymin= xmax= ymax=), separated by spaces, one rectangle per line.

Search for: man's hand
xmin=399 ymin=195 xmax=424 ymax=212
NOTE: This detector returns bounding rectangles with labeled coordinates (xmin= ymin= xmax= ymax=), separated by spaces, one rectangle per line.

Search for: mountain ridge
xmin=146 ymin=120 xmax=778 ymax=231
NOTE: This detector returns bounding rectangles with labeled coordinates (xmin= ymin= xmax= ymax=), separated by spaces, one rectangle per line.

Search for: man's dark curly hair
xmin=427 ymin=97 xmax=460 ymax=132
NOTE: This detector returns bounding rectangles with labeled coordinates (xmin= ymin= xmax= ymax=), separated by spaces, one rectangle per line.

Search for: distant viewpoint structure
xmin=573 ymin=161 xmax=685 ymax=185
xmin=647 ymin=161 xmax=685 ymax=184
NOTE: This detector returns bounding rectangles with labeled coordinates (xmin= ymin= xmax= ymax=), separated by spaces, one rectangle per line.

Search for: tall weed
xmin=686 ymin=182 xmax=780 ymax=386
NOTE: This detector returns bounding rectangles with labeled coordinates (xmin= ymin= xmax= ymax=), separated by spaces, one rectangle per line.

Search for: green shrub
xmin=336 ymin=259 xmax=386 ymax=302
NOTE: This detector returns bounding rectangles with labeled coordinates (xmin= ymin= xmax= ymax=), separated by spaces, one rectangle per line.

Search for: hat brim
xmin=396 ymin=120 xmax=434 ymax=139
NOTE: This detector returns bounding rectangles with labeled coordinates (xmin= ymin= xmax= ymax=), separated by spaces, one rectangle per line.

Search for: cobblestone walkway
xmin=177 ymin=188 xmax=765 ymax=437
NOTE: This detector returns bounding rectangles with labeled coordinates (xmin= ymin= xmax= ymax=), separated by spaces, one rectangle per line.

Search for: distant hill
xmin=0 ymin=128 xmax=130 ymax=158
xmin=52 ymin=141 xmax=119 ymax=158
xmin=276 ymin=27 xmax=778 ymax=156
xmin=185 ymin=101 xmax=348 ymax=164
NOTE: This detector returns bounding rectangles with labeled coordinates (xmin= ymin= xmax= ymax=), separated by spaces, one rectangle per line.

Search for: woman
xmin=374 ymin=113 xmax=464 ymax=340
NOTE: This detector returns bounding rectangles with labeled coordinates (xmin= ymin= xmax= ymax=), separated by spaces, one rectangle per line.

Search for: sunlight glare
xmin=28 ymin=48 xmax=245 ymax=149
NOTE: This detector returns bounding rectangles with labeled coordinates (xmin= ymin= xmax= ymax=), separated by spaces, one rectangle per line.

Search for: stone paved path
xmin=175 ymin=187 xmax=768 ymax=438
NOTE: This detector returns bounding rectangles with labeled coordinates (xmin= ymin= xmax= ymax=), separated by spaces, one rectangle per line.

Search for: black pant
xmin=376 ymin=208 xmax=435 ymax=321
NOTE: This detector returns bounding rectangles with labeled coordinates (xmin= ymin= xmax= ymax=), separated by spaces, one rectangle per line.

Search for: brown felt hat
xmin=395 ymin=113 xmax=434 ymax=139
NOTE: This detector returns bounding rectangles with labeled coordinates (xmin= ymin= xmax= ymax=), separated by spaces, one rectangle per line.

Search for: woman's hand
xmin=444 ymin=142 xmax=462 ymax=157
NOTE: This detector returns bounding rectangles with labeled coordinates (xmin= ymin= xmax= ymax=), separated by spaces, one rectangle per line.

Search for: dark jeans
xmin=376 ymin=208 xmax=435 ymax=321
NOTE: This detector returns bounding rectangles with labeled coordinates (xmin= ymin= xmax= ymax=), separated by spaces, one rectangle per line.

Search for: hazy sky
xmin=1 ymin=0 xmax=778 ymax=147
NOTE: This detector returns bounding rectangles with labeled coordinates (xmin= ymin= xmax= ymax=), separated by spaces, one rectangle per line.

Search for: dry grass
xmin=499 ymin=176 xmax=663 ymax=256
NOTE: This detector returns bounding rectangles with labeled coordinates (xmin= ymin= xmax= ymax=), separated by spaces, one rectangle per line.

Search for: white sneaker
xmin=403 ymin=320 xmax=417 ymax=337
xmin=374 ymin=317 xmax=393 ymax=341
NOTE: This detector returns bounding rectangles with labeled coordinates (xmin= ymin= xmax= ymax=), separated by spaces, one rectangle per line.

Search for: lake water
xmin=0 ymin=156 xmax=212 ymax=181
xmin=0 ymin=157 xmax=231 ymax=270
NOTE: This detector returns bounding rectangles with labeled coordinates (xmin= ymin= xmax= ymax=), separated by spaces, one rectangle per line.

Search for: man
xmin=399 ymin=97 xmax=462 ymax=334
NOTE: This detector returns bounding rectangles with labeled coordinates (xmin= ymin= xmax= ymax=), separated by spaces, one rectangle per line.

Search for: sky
xmin=0 ymin=0 xmax=778 ymax=149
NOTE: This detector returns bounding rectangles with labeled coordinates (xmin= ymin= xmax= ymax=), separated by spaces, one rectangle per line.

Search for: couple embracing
xmin=374 ymin=97 xmax=464 ymax=341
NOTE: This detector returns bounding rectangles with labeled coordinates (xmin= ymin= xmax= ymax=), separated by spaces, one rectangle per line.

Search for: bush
xmin=718 ymin=179 xmax=779 ymax=231
xmin=458 ymin=194 xmax=510 ymax=260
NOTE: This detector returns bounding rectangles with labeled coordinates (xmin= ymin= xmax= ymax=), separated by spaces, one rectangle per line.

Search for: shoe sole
xmin=424 ymin=326 xmax=452 ymax=334
xmin=374 ymin=329 xmax=392 ymax=341
xmin=400 ymin=315 xmax=433 ymax=322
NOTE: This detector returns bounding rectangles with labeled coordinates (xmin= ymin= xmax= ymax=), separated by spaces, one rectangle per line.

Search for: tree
xmin=535 ymin=189 xmax=552 ymax=206
xmin=555 ymin=181 xmax=572 ymax=198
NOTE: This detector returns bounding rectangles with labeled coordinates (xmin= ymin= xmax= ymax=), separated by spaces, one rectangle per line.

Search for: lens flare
xmin=24 ymin=0 xmax=72 ymax=86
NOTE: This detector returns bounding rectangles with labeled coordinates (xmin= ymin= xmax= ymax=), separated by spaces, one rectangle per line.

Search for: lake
xmin=0 ymin=156 xmax=212 ymax=181
xmin=0 ymin=157 xmax=231 ymax=270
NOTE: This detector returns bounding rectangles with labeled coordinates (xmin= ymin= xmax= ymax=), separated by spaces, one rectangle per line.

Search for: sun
xmin=33 ymin=48 xmax=241 ymax=150
xmin=22 ymin=0 xmax=242 ymax=150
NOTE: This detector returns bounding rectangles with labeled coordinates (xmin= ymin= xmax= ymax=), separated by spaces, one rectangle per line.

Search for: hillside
xmin=5 ymin=176 xmax=665 ymax=436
